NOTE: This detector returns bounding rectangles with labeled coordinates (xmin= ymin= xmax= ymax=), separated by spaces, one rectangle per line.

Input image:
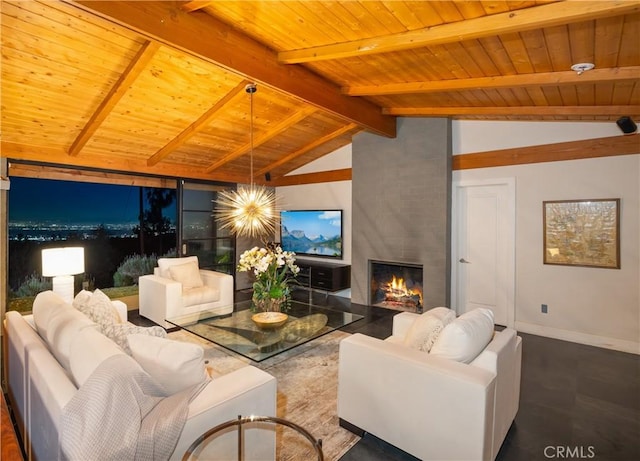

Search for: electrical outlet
xmin=541 ymin=304 xmax=548 ymax=314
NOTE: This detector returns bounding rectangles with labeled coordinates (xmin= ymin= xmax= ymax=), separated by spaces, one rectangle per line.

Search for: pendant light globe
xmin=214 ymin=83 xmax=277 ymax=239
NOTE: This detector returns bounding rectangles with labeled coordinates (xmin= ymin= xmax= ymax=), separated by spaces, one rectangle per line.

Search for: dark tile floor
xmin=326 ymin=296 xmax=640 ymax=461
xmin=133 ymin=290 xmax=640 ymax=461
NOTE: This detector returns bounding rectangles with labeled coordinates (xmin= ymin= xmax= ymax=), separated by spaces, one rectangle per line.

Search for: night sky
xmin=8 ymin=177 xmax=175 ymax=224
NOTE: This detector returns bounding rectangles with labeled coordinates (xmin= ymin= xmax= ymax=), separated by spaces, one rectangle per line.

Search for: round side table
xmin=182 ymin=415 xmax=324 ymax=461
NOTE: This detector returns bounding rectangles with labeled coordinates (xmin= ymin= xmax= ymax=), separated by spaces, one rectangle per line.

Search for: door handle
xmin=459 ymin=258 xmax=470 ymax=263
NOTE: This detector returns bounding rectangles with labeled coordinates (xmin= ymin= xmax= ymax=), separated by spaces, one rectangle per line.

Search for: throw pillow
xmin=103 ymin=323 xmax=166 ymax=355
xmin=36 ymin=299 xmax=98 ymax=371
xmin=424 ymin=306 xmax=456 ymax=325
xmin=430 ymin=308 xmax=495 ymax=363
xmin=127 ymin=334 xmax=209 ymax=396
xmin=403 ymin=314 xmax=445 ymax=352
xmin=68 ymin=326 xmax=127 ymax=387
xmin=72 ymin=290 xmax=92 ymax=310
xmin=32 ymin=290 xmax=71 ymax=337
xmin=168 ymin=261 xmax=203 ymax=289
xmin=76 ymin=289 xmax=121 ymax=332
xmin=157 ymin=256 xmax=199 ymax=279
xmin=403 ymin=307 xmax=456 ymax=352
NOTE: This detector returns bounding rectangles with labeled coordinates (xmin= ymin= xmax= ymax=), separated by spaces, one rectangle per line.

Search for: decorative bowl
xmin=251 ymin=311 xmax=288 ymax=329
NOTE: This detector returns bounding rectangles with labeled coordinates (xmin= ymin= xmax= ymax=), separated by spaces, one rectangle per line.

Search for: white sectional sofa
xmin=338 ymin=309 xmax=522 ymax=461
xmin=4 ymin=290 xmax=277 ymax=461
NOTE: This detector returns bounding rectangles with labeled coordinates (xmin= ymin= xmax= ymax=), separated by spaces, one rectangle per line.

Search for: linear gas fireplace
xmin=369 ymin=260 xmax=423 ymax=312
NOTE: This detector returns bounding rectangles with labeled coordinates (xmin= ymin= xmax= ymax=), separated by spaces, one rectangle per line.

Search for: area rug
xmin=169 ymin=329 xmax=360 ymax=461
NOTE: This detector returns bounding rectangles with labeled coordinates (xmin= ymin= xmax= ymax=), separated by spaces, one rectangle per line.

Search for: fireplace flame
xmin=390 ymin=275 xmax=404 ymax=291
xmin=384 ymin=275 xmax=423 ymax=304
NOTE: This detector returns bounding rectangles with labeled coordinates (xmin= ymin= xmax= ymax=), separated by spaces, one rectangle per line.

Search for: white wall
xmin=453 ymin=121 xmax=639 ymax=354
xmin=276 ymin=121 xmax=639 ymax=353
xmin=287 ymin=144 xmax=351 ymax=174
xmin=275 ymin=145 xmax=352 ymax=265
xmin=452 ymin=120 xmax=622 ymax=154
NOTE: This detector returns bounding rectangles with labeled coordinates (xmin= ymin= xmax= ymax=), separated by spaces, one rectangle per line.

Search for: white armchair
xmin=139 ymin=256 xmax=234 ymax=328
xmin=338 ymin=311 xmax=522 ymax=461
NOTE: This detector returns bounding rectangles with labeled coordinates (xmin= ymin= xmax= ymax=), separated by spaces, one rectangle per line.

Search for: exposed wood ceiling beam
xmin=383 ymin=106 xmax=640 ymax=116
xmin=9 ymin=163 xmax=177 ymax=189
xmin=68 ymin=40 xmax=160 ymax=156
xmin=2 ymin=141 xmax=247 ymax=184
xmin=11 ymin=134 xmax=635 ymax=187
xmin=263 ymin=131 xmax=640 ymax=184
xmin=270 ymin=169 xmax=352 ymax=187
xmin=147 ymin=79 xmax=249 ymax=167
xmin=279 ymin=1 xmax=640 ymax=63
xmin=255 ymin=123 xmax=358 ymax=178
xmin=180 ymin=1 xmax=213 ymax=13
xmin=344 ymin=67 xmax=640 ymax=96
xmin=205 ymin=106 xmax=317 ymax=173
xmin=71 ymin=1 xmax=396 ymax=138
xmin=453 ymin=134 xmax=640 ymax=170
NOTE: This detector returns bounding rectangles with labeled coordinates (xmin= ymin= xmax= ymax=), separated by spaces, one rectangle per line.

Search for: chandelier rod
xmin=247 ymin=83 xmax=257 ymax=187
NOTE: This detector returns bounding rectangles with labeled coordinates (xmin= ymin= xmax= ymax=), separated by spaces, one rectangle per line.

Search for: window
xmin=8 ymin=173 xmax=177 ymax=309
xmin=180 ymin=181 xmax=235 ymax=275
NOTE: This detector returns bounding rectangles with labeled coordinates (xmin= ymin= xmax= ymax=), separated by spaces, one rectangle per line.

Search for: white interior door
xmin=452 ymin=179 xmax=515 ymax=327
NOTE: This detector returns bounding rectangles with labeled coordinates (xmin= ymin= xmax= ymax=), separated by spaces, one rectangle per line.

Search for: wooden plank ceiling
xmin=1 ymin=1 xmax=639 ymax=184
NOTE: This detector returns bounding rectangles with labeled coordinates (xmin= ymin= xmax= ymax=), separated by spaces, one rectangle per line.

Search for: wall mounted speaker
xmin=265 ymin=172 xmax=271 ymax=181
xmin=616 ymin=116 xmax=637 ymax=134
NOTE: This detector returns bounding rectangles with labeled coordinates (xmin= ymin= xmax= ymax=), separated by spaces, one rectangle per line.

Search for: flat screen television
xmin=279 ymin=210 xmax=343 ymax=259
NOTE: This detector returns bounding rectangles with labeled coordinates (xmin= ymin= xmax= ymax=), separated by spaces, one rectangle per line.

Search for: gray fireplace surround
xmin=351 ymin=117 xmax=452 ymax=309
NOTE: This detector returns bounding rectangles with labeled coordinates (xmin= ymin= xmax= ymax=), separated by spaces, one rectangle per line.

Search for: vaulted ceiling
xmin=2 ymin=1 xmax=639 ymax=185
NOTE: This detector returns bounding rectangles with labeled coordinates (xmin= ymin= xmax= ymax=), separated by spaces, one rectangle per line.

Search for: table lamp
xmin=41 ymin=247 xmax=85 ymax=303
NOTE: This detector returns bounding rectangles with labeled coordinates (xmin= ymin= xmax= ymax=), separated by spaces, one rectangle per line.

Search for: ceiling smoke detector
xmin=571 ymin=62 xmax=595 ymax=75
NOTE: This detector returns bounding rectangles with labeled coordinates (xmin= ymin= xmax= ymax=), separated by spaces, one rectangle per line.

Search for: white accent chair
xmin=139 ymin=256 xmax=234 ymax=328
xmin=338 ymin=311 xmax=522 ymax=461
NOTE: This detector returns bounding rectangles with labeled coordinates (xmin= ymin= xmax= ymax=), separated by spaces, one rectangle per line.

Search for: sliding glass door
xmin=179 ymin=180 xmax=235 ymax=275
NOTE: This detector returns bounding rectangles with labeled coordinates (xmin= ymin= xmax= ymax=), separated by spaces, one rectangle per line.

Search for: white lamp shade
xmin=42 ymin=247 xmax=85 ymax=277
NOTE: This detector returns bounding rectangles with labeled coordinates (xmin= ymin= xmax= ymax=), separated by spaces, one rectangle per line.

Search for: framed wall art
xmin=543 ymin=198 xmax=620 ymax=269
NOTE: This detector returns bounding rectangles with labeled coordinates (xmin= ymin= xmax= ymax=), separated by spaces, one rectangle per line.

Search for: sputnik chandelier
xmin=215 ymin=83 xmax=277 ymax=239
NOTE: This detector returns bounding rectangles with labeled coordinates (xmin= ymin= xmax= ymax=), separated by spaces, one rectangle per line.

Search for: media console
xmin=295 ymin=261 xmax=351 ymax=292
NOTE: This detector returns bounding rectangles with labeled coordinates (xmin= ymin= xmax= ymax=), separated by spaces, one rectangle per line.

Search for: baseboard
xmin=515 ymin=321 xmax=640 ymax=355
xmin=339 ymin=418 xmax=365 ymax=437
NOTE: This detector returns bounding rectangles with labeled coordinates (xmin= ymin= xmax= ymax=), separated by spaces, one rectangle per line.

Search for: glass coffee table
xmin=166 ymin=300 xmax=363 ymax=362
